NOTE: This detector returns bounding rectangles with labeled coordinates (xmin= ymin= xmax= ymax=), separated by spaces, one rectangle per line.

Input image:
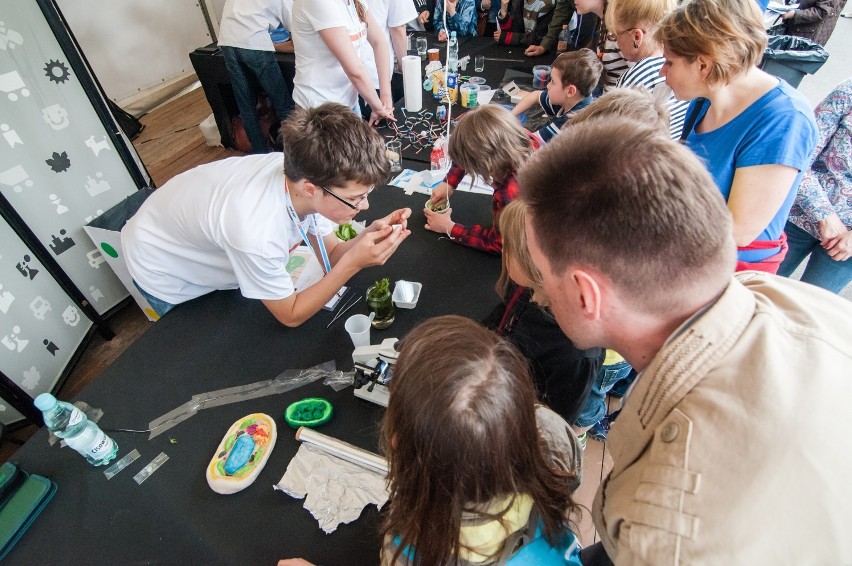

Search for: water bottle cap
xmin=34 ymin=392 xmax=58 ymax=411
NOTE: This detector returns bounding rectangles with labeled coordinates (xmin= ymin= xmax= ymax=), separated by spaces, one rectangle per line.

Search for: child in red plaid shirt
xmin=424 ymin=105 xmax=541 ymax=254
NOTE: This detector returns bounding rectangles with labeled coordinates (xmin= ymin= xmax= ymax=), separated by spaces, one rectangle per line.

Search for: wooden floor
xmin=0 ymin=86 xmax=240 ymax=462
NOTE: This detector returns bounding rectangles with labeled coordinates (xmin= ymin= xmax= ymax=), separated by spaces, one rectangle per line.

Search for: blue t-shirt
xmin=684 ymin=80 xmax=817 ymax=262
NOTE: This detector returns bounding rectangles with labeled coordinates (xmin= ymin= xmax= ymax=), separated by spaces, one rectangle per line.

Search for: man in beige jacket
xmin=520 ymin=116 xmax=852 ymax=564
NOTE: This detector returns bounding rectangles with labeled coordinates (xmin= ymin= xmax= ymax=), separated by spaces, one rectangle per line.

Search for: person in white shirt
xmin=218 ymin=0 xmax=295 ymax=153
xmin=122 ymin=104 xmax=411 ymax=326
xmin=362 ymin=0 xmax=418 ymax=103
xmin=291 ymin=0 xmax=396 ymax=124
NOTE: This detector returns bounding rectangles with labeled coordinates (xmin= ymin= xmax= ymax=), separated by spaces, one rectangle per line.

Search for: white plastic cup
xmin=345 ymin=314 xmax=372 ymax=347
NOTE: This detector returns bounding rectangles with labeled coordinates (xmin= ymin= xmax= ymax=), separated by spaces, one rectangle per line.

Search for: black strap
xmin=679 ymin=97 xmax=708 ymax=143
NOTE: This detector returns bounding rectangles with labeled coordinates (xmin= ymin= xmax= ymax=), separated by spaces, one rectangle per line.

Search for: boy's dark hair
xmin=552 ymin=48 xmax=603 ymax=97
xmin=280 ymin=103 xmax=389 ymax=189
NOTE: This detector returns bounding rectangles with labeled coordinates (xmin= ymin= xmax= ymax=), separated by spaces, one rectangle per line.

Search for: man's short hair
xmin=280 ymin=103 xmax=389 ymax=188
xmin=520 ymin=117 xmax=735 ymax=309
xmin=552 ymin=49 xmax=603 ymax=97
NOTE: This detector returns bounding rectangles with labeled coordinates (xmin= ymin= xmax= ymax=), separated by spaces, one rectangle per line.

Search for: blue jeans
xmin=221 ymin=46 xmax=294 ymax=153
xmin=777 ymin=222 xmax=852 ymax=294
xmin=574 ymin=360 xmax=634 ymax=428
xmin=132 ymin=280 xmax=175 ymax=318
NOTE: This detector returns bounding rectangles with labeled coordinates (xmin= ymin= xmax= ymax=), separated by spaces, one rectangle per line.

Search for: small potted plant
xmin=366 ymin=278 xmax=395 ymax=329
xmin=425 ymin=198 xmax=449 ymax=214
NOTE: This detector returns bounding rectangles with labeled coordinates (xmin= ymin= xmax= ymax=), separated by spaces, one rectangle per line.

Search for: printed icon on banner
xmin=43 ymin=338 xmax=59 ymax=356
xmin=49 ymin=193 xmax=69 ymax=214
xmin=0 ymin=21 xmax=24 ymax=51
xmin=89 ymin=285 xmax=104 ymax=302
xmin=1 ymin=123 xmax=23 ymax=147
xmin=62 ymin=305 xmax=81 ymax=326
xmin=84 ymin=209 xmax=104 ymax=224
xmin=16 ymin=255 xmax=39 ymax=280
xmin=30 ymin=296 xmax=51 ymax=320
xmin=84 ymin=172 xmax=111 ymax=197
xmin=45 ymin=151 xmax=70 ymax=172
xmin=85 ymin=134 xmax=111 ymax=156
xmin=86 ymin=249 xmax=105 ymax=269
xmin=22 ymin=366 xmax=41 ymax=391
xmin=0 ymin=283 xmax=14 ymax=314
xmin=0 ymin=164 xmax=34 ymax=193
xmin=42 ymin=104 xmax=70 ymax=130
xmin=0 ymin=70 xmax=30 ymax=101
xmin=48 ymin=228 xmax=75 ymax=255
xmin=44 ymin=60 xmax=70 ymax=84
xmin=1 ymin=325 xmax=28 ymax=352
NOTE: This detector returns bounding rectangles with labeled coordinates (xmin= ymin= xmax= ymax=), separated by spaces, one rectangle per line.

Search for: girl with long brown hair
xmin=379 ymin=316 xmax=583 ymax=565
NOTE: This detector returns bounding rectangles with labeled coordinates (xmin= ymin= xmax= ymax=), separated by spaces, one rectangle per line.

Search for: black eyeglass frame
xmin=318 ymin=185 xmax=374 ymax=210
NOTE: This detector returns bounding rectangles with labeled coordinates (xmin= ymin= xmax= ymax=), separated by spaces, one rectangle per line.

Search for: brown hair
xmin=352 ymin=0 xmax=368 ymax=25
xmin=496 ymin=200 xmax=546 ymax=301
xmin=448 ymin=105 xmax=535 ymax=183
xmin=552 ymin=49 xmax=603 ymax=97
xmin=520 ymin=117 xmax=735 ymax=311
xmin=381 ymin=316 xmax=578 ymax=565
xmin=280 ymin=103 xmax=388 ymax=188
xmin=654 ymin=0 xmax=766 ymax=86
xmin=569 ymin=87 xmax=669 ymax=135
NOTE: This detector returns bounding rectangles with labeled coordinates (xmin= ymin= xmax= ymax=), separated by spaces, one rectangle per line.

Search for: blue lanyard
xmin=283 ymin=178 xmax=332 ymax=274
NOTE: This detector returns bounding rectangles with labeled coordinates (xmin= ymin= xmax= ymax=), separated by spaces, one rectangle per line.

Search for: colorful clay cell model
xmin=206 ymin=413 xmax=277 ymax=494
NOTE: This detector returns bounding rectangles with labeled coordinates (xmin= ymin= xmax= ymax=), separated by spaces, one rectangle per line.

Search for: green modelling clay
xmin=285 ymin=398 xmax=333 ymax=429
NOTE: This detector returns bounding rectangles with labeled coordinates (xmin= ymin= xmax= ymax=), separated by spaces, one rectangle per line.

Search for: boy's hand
xmin=438 ymin=29 xmax=448 ymax=42
xmin=368 ymin=208 xmax=412 ymax=233
xmin=423 ymin=207 xmax=455 ymax=235
xmin=419 ymin=10 xmax=430 ymax=24
xmin=525 ymin=45 xmax=546 ymax=57
xmin=429 ymin=183 xmax=452 ymax=206
xmin=342 ymin=223 xmax=410 ymax=270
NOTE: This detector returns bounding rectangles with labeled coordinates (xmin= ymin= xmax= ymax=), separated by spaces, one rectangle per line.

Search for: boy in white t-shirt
xmin=122 ymin=104 xmax=411 ymax=326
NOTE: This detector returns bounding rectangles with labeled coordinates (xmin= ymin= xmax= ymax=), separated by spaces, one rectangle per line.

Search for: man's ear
xmin=572 ymin=268 xmax=603 ymax=321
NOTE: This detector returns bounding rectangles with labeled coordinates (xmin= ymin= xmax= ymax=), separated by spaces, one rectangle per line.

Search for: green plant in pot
xmin=366 ymin=278 xmax=395 ymax=329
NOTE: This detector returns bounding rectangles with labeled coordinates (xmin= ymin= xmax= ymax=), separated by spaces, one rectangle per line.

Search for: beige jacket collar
xmin=609 ymin=277 xmax=754 ymax=474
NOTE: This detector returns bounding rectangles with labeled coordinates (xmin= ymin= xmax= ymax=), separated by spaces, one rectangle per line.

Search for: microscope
xmin=351 ymin=338 xmax=399 ymax=407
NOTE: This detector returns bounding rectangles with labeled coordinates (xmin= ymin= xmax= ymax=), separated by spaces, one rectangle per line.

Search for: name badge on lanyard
xmin=283 ymin=186 xmax=332 ymax=275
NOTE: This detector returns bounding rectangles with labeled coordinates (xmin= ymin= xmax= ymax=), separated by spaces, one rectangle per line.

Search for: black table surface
xmin=6 ymin=188 xmax=500 ymax=565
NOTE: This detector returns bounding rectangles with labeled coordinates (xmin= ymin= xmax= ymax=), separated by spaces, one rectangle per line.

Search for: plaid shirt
xmin=447 ymin=133 xmax=541 ymax=254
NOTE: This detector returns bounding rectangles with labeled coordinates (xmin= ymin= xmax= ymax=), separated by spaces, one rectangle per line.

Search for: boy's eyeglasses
xmin=319 ymin=185 xmax=374 ymax=210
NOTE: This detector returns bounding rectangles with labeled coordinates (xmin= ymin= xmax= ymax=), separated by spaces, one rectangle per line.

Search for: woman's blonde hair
xmin=448 ymin=105 xmax=534 ymax=183
xmin=654 ymin=0 xmax=766 ymax=86
xmin=605 ymin=0 xmax=675 ymax=43
xmin=496 ymin=200 xmax=546 ymax=301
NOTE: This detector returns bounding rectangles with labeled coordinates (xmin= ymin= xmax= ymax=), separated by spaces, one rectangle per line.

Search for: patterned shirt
xmin=535 ymin=92 xmax=592 ymax=143
xmin=447 ymin=133 xmax=543 ymax=254
xmin=433 ymin=0 xmax=479 ymax=36
xmin=787 ymin=78 xmax=852 ymax=239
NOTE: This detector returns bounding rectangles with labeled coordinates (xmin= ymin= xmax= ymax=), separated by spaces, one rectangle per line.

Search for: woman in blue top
xmin=656 ymin=0 xmax=818 ymax=273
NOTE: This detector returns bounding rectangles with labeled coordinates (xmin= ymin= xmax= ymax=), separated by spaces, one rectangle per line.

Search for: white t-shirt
xmin=362 ymin=0 xmax=417 ymax=88
xmin=218 ymin=0 xmax=289 ymax=51
xmin=121 ymin=153 xmax=335 ymax=305
xmin=291 ymin=0 xmax=368 ymax=109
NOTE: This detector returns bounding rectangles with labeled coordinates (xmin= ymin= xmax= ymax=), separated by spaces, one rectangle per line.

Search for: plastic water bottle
xmin=447 ymin=31 xmax=459 ymax=72
xmin=557 ymin=24 xmax=570 ymax=53
xmin=34 ymin=393 xmax=118 ymax=466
